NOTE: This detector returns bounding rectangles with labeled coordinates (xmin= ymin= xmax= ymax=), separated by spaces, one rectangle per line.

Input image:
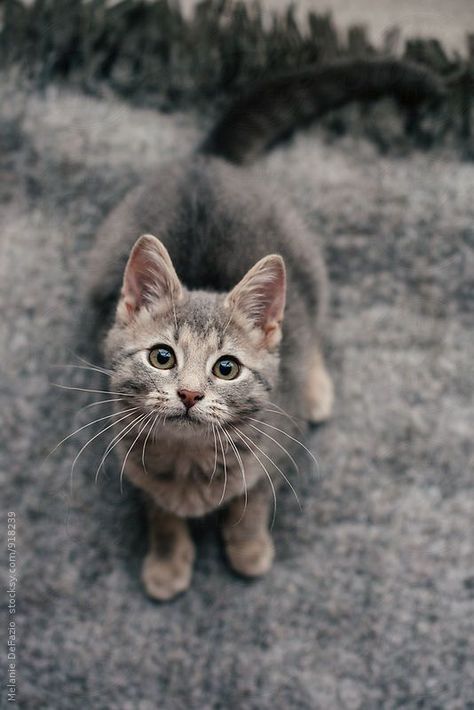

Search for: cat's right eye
xmin=212 ymin=356 xmax=240 ymax=380
xmin=149 ymin=345 xmax=176 ymax=370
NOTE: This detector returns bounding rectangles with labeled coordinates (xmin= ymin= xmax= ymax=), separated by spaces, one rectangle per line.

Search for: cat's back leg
xmin=307 ymin=346 xmax=334 ymax=424
xmin=295 ymin=244 xmax=334 ymax=424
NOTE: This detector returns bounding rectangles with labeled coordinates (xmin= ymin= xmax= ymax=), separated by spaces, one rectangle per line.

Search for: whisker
xmin=209 ymin=424 xmax=218 ymax=486
xmin=233 ymin=425 xmax=301 ymax=512
xmin=152 ymin=407 xmax=169 ymax=443
xmin=52 ymin=383 xmax=140 ymax=397
xmin=50 ymin=363 xmax=113 ymax=377
xmin=247 ymin=417 xmax=320 ymax=477
xmin=264 ymin=408 xmax=304 ymax=430
xmin=172 ymin=298 xmax=179 ymax=333
xmin=73 ymin=353 xmax=115 ymax=376
xmin=69 ymin=408 xmax=140 ymax=493
xmin=44 ymin=405 xmax=139 ymax=463
xmin=215 ymin=426 xmax=228 ymax=506
xmin=248 ymin=423 xmax=300 ymax=476
xmin=266 ymin=400 xmax=306 ymax=432
xmin=95 ymin=411 xmax=148 ymax=483
xmin=221 ymin=301 xmax=236 ymax=339
xmin=230 ymin=425 xmax=277 ymax=529
xmin=79 ymin=397 xmax=127 ymax=412
xmin=142 ymin=412 xmax=160 ymax=475
xmin=221 ymin=426 xmax=248 ymax=525
xmin=119 ymin=412 xmax=154 ymax=493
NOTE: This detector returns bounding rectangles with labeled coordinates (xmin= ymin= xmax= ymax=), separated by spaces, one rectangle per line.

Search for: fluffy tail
xmin=201 ymin=58 xmax=446 ymax=164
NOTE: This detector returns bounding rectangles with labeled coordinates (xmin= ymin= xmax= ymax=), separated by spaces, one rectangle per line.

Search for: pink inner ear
xmin=227 ymin=254 xmax=286 ymax=333
xmin=123 ymin=245 xmax=155 ymax=312
xmin=260 ymin=264 xmax=286 ymax=328
xmin=120 ymin=234 xmax=182 ymax=317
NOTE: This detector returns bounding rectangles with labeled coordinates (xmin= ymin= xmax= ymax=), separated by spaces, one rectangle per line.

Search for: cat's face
xmin=105 ymin=234 xmax=286 ymax=428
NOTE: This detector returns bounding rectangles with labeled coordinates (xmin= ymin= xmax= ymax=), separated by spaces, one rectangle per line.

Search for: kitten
xmin=87 ymin=59 xmax=444 ymax=600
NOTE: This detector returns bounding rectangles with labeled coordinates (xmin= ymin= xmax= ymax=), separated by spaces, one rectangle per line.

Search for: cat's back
xmin=88 ymin=155 xmax=326 ymax=324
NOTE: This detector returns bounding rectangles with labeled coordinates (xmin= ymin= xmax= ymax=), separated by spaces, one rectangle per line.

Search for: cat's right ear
xmin=117 ymin=234 xmax=182 ymax=322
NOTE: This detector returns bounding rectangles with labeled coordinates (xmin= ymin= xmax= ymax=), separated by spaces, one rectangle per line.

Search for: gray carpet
xmin=1 ymin=78 xmax=473 ymax=709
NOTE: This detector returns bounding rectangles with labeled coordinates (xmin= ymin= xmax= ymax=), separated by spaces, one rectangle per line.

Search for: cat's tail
xmin=200 ymin=58 xmax=446 ymax=164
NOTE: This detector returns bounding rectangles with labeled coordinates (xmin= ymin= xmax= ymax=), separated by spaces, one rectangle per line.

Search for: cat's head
xmin=105 ymin=234 xmax=286 ymax=427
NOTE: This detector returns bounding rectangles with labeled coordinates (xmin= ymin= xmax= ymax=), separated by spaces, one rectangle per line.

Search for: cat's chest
xmin=122 ymin=427 xmax=263 ymax=517
xmin=125 ymin=432 xmax=238 ymax=517
xmin=141 ymin=437 xmax=216 ymax=481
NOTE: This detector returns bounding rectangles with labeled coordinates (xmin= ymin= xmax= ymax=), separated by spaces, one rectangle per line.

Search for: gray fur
xmin=89 ymin=156 xmax=327 ymax=330
xmin=89 ymin=156 xmax=328 ymax=525
xmin=3 ymin=79 xmax=474 ymax=707
xmin=84 ymin=58 xmax=444 ymax=598
xmin=201 ymin=58 xmax=446 ymax=164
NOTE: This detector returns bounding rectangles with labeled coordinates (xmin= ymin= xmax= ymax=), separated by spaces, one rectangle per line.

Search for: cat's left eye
xmin=213 ymin=356 xmax=240 ymax=380
xmin=149 ymin=345 xmax=176 ymax=370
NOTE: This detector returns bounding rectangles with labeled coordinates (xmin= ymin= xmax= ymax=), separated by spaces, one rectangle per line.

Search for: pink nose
xmin=177 ymin=389 xmax=204 ymax=410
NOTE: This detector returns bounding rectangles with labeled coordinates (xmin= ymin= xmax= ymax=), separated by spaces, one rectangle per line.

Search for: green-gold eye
xmin=213 ymin=356 xmax=240 ymax=380
xmin=149 ymin=345 xmax=176 ymax=370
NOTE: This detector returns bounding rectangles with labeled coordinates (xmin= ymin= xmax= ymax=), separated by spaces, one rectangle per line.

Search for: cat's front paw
xmin=141 ymin=543 xmax=194 ymax=601
xmin=225 ymin=532 xmax=275 ymax=577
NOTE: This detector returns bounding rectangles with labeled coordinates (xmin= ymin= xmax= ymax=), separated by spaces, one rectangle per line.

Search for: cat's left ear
xmin=117 ymin=234 xmax=182 ymax=322
xmin=225 ymin=254 xmax=286 ymax=349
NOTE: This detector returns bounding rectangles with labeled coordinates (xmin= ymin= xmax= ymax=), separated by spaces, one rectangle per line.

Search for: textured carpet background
xmin=1 ymin=71 xmax=474 ymax=709
xmin=246 ymin=0 xmax=474 ymax=50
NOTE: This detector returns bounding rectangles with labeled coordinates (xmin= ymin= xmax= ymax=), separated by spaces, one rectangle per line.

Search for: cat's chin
xmin=163 ymin=412 xmax=209 ymax=427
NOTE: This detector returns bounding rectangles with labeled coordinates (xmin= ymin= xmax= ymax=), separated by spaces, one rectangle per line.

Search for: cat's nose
xmin=177 ymin=389 xmax=205 ymax=410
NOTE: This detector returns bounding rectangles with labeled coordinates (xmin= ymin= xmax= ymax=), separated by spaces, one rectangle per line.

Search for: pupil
xmin=220 ymin=361 xmax=232 ymax=376
xmin=157 ymin=349 xmax=170 ymax=364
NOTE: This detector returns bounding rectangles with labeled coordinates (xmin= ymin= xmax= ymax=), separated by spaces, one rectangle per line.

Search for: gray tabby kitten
xmin=87 ymin=59 xmax=444 ymax=600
